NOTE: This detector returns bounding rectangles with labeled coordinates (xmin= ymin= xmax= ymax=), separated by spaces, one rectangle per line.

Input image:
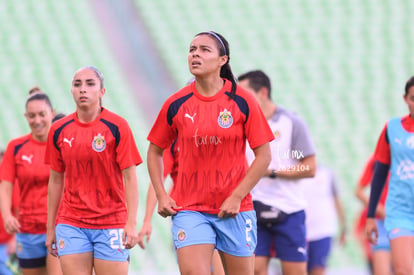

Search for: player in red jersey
xmin=355 ymin=154 xmax=391 ymax=275
xmin=147 ymin=31 xmax=274 ymax=275
xmin=138 ymin=140 xmax=225 ymax=275
xmin=45 ymin=66 xmax=142 ymax=275
xmin=0 ymin=148 xmax=19 ymax=275
xmin=0 ymin=92 xmax=62 ymax=275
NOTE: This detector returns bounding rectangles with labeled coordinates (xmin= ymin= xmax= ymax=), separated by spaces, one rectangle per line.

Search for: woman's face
xmin=71 ymin=68 xmax=105 ymax=110
xmin=25 ymin=99 xmax=54 ymax=141
xmin=405 ymin=86 xmax=414 ymax=116
xmin=188 ymin=34 xmax=227 ymax=78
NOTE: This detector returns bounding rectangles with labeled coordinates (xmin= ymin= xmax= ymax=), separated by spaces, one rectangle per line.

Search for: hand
xmin=45 ymin=229 xmax=58 ymax=257
xmin=157 ymin=195 xmax=182 ymax=218
xmin=3 ymin=215 xmax=20 ymax=234
xmin=137 ymin=222 xmax=152 ymax=249
xmin=365 ymin=218 xmax=378 ymax=244
xmin=123 ymin=221 xmax=138 ymax=249
xmin=218 ymin=195 xmax=241 ymax=218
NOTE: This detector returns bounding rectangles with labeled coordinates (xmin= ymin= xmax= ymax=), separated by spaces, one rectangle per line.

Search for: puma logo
xmin=63 ymin=137 xmax=74 ymax=147
xmin=22 ymin=154 xmax=33 ymax=164
xmin=184 ymin=113 xmax=196 ymax=123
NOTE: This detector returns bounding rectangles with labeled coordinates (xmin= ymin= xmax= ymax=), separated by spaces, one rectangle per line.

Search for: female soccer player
xmin=366 ymin=75 xmax=414 ymax=275
xmin=147 ymin=31 xmax=274 ymax=275
xmin=45 ymin=66 xmax=142 ymax=275
xmin=355 ymin=154 xmax=391 ymax=275
xmin=138 ymin=140 xmax=225 ymax=275
xmin=0 ymin=92 xmax=62 ymax=275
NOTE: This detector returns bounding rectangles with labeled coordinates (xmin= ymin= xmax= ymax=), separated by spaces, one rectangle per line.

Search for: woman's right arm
xmin=147 ymin=143 xmax=180 ymax=218
xmin=46 ymin=169 xmax=64 ymax=256
xmin=0 ymin=180 xmax=20 ymax=234
xmin=137 ymin=183 xmax=158 ymax=249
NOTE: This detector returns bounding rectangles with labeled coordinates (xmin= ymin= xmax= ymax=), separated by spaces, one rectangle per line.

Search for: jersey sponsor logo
xmin=177 ymin=229 xmax=186 ymax=241
xmin=21 ymin=154 xmax=33 ymax=164
xmin=63 ymin=137 xmax=74 ymax=147
xmin=396 ymin=160 xmax=414 ymax=180
xmin=217 ymin=109 xmax=233 ymax=128
xmin=407 ymin=136 xmax=414 ymax=149
xmin=184 ymin=113 xmax=197 ymax=123
xmin=92 ymin=133 xmax=106 ymax=152
xmin=193 ymin=128 xmax=222 ymax=147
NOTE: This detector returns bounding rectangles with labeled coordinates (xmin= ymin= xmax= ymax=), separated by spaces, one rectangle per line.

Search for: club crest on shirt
xmin=59 ymin=238 xmax=65 ymax=250
xmin=92 ymin=133 xmax=106 ymax=152
xmin=177 ymin=229 xmax=186 ymax=241
xmin=217 ymin=109 xmax=233 ymax=128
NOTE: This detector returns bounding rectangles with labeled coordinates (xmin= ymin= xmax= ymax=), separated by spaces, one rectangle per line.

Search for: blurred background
xmin=1 ymin=0 xmax=412 ymax=274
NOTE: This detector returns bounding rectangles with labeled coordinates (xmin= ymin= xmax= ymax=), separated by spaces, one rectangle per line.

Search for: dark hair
xmin=238 ymin=70 xmax=272 ymax=100
xmin=195 ymin=31 xmax=237 ymax=97
xmin=52 ymin=113 xmax=66 ymax=122
xmin=405 ymin=76 xmax=414 ymax=95
xmin=77 ymin=66 xmax=104 ymax=89
xmin=26 ymin=92 xmax=53 ymax=110
xmin=28 ymin=86 xmax=44 ymax=95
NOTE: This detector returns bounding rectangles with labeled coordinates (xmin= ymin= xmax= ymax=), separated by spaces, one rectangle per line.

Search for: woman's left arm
xmin=122 ymin=165 xmax=139 ymax=249
xmin=218 ymin=142 xmax=271 ymax=218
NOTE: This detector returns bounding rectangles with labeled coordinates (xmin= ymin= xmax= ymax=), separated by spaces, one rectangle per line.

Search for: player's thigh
xmin=389 ymin=235 xmax=414 ymax=275
xmin=59 ymin=252 xmax=93 ymax=275
xmin=211 ymin=250 xmax=225 ymax=275
xmin=93 ymin=258 xmax=129 ymax=275
xmin=372 ymin=250 xmax=392 ymax=275
xmin=220 ymin=252 xmax=254 ymax=275
xmin=254 ymin=255 xmax=270 ymax=275
xmin=46 ymin=254 xmax=62 ymax=275
xmin=176 ymin=244 xmax=215 ymax=275
xmin=280 ymin=260 xmax=307 ymax=275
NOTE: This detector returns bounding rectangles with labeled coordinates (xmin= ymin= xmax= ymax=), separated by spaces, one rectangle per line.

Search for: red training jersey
xmin=0 ymin=134 xmax=47 ymax=233
xmin=148 ymin=79 xmax=274 ymax=214
xmin=45 ymin=108 xmax=142 ymax=229
xmin=374 ymin=114 xmax=414 ymax=164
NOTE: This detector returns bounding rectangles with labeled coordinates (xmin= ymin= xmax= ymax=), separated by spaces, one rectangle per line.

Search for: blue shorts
xmin=307 ymin=237 xmax=332 ymax=271
xmin=388 ymin=227 xmax=414 ymax=240
xmin=255 ymin=210 xmax=307 ymax=262
xmin=56 ymin=224 xmax=129 ymax=262
xmin=16 ymin=233 xmax=47 ymax=268
xmin=0 ymin=244 xmax=13 ymax=275
xmin=171 ymin=210 xmax=257 ymax=257
xmin=372 ymin=220 xmax=390 ymax=251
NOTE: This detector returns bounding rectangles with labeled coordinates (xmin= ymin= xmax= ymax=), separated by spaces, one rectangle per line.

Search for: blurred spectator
xmin=303 ymin=164 xmax=346 ymax=275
